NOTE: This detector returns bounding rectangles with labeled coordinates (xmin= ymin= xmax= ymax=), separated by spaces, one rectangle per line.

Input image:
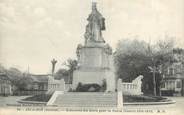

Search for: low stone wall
xmin=122 ymin=83 xmax=140 ymax=95
xmin=119 ymin=75 xmax=143 ymax=95
xmin=47 ymin=76 xmax=65 ymax=93
xmin=65 ymin=83 xmax=74 ymax=91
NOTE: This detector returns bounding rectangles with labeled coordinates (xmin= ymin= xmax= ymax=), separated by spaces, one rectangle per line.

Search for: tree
xmin=6 ymin=67 xmax=25 ymax=92
xmin=0 ymin=65 xmax=27 ymax=91
xmin=54 ymin=68 xmax=69 ymax=82
xmin=114 ymin=39 xmax=155 ymax=95
xmin=6 ymin=67 xmax=23 ymax=83
xmin=63 ymin=59 xmax=78 ymax=84
xmin=114 ymin=37 xmax=175 ymax=96
xmin=114 ymin=39 xmax=150 ymax=82
xmin=152 ymin=39 xmax=174 ymax=96
xmin=17 ymin=76 xmax=33 ymax=90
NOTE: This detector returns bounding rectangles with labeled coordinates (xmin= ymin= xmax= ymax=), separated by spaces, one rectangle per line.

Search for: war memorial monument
xmin=13 ymin=2 xmax=175 ymax=109
xmin=45 ymin=2 xmax=122 ymax=108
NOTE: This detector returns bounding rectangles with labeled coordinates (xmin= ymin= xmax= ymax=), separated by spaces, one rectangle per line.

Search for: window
xmin=176 ymin=81 xmax=181 ymax=88
xmin=166 ymin=81 xmax=168 ymax=89
xmin=169 ymin=68 xmax=174 ymax=75
xmin=161 ymin=83 xmax=165 ymax=88
xmin=33 ymin=83 xmax=38 ymax=90
xmin=167 ymin=80 xmax=175 ymax=90
xmin=176 ymin=65 xmax=182 ymax=73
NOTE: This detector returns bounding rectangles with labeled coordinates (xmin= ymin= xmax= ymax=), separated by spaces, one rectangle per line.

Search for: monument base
xmin=72 ymin=68 xmax=116 ymax=92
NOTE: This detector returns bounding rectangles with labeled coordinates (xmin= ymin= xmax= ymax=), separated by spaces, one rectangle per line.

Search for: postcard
xmin=0 ymin=0 xmax=183 ymax=115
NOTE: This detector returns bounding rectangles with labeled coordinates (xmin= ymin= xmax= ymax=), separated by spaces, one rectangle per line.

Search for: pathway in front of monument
xmin=0 ymin=96 xmax=30 ymax=107
xmin=123 ymin=97 xmax=184 ymax=114
xmin=0 ymin=95 xmax=183 ymax=114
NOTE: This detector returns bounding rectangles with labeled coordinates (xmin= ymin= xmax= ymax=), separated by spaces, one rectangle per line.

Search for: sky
xmin=0 ymin=0 xmax=184 ymax=74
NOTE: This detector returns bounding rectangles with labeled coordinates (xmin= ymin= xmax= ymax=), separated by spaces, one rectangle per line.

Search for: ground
xmin=167 ymin=97 xmax=184 ymax=113
xmin=124 ymin=97 xmax=184 ymax=114
xmin=0 ymin=96 xmax=29 ymax=107
xmin=169 ymin=97 xmax=184 ymax=111
xmin=0 ymin=96 xmax=183 ymax=114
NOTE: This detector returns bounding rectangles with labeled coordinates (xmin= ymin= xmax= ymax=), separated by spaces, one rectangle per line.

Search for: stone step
xmin=56 ymin=99 xmax=116 ymax=102
xmin=57 ymin=96 xmax=115 ymax=99
xmin=55 ymin=101 xmax=116 ymax=103
xmin=56 ymin=98 xmax=116 ymax=101
xmin=53 ymin=92 xmax=117 ymax=107
xmin=61 ymin=93 xmax=115 ymax=96
xmin=55 ymin=99 xmax=116 ymax=102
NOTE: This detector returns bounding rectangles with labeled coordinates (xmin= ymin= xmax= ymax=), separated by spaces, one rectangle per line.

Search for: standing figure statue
xmin=84 ymin=2 xmax=105 ymax=44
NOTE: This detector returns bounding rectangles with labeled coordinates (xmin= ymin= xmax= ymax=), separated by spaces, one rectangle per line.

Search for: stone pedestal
xmin=72 ymin=43 xmax=116 ymax=92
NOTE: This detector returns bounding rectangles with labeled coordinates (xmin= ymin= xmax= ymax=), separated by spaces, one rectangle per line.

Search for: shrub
xmin=76 ymin=82 xmax=101 ymax=92
xmin=22 ymin=93 xmax=53 ymax=102
xmin=123 ymin=95 xmax=168 ymax=102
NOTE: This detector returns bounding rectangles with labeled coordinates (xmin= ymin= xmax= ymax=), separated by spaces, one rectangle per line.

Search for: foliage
xmin=54 ymin=68 xmax=69 ymax=81
xmin=16 ymin=76 xmax=33 ymax=90
xmin=0 ymin=64 xmax=32 ymax=91
xmin=114 ymin=37 xmax=175 ymax=95
xmin=114 ymin=39 xmax=151 ymax=82
xmin=6 ymin=67 xmax=23 ymax=85
xmin=63 ymin=58 xmax=78 ymax=83
xmin=0 ymin=65 xmax=24 ymax=88
xmin=54 ymin=58 xmax=78 ymax=84
xmin=123 ymin=95 xmax=169 ymax=102
xmin=75 ymin=82 xmax=101 ymax=92
xmin=23 ymin=93 xmax=53 ymax=102
xmin=75 ymin=79 xmax=107 ymax=92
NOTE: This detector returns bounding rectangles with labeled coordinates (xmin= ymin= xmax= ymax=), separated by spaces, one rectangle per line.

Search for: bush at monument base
xmin=75 ymin=82 xmax=106 ymax=92
xmin=22 ymin=93 xmax=53 ymax=102
xmin=123 ymin=95 xmax=170 ymax=102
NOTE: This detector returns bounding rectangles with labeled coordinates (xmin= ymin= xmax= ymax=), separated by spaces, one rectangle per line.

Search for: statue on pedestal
xmin=84 ymin=2 xmax=105 ymax=44
xmin=72 ymin=2 xmax=116 ymax=92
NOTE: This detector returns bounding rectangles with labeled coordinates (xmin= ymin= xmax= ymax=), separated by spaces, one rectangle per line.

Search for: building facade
xmin=161 ymin=49 xmax=184 ymax=96
xmin=29 ymin=74 xmax=48 ymax=91
xmin=0 ymin=73 xmax=12 ymax=96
